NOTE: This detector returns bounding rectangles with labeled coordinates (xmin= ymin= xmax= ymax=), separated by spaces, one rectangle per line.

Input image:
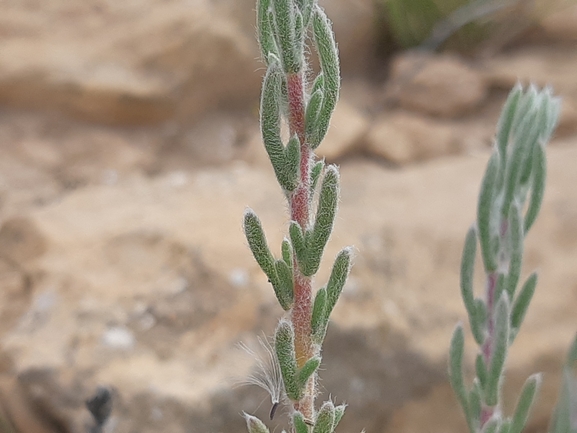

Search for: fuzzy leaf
xmin=311 ymin=73 xmax=324 ymax=95
xmin=524 ymin=143 xmax=546 ymax=234
xmin=293 ymin=412 xmax=309 ymax=433
xmin=334 ymin=404 xmax=346 ymax=430
xmin=461 ymin=226 xmax=477 ymax=312
xmin=470 ymin=379 xmax=483 ymax=428
xmin=310 ymin=6 xmax=340 ymax=149
xmin=486 ymin=293 xmax=510 ymax=406
xmin=302 ymin=165 xmax=339 ymax=276
xmin=482 ymin=418 xmax=500 ymax=433
xmin=272 ymin=0 xmax=300 ymax=73
xmin=274 ymin=259 xmax=294 ymax=310
xmin=493 ymin=273 xmax=506 ymax=312
xmin=503 ymin=105 xmax=540 ymax=219
xmin=471 ymin=298 xmax=487 ymax=346
xmin=311 ymin=287 xmax=328 ymax=343
xmin=275 ymin=320 xmax=300 ymax=400
xmin=297 ymin=356 xmax=321 ymax=391
xmin=509 ymin=374 xmax=541 ymax=433
xmin=260 ymin=62 xmax=298 ymax=191
xmin=257 ymin=0 xmax=279 ymax=63
xmin=498 ymin=420 xmax=511 ymax=433
xmin=244 ymin=209 xmax=277 ymax=283
xmin=510 ymin=272 xmax=537 ymax=343
xmin=449 ymin=325 xmax=473 ymax=431
xmin=282 ymin=237 xmax=293 ymax=267
xmin=496 ymin=83 xmax=523 ymax=163
xmin=289 ymin=221 xmax=307 ymax=270
xmin=284 ymin=134 xmax=301 ymax=189
xmin=476 ymin=354 xmax=488 ymax=390
xmin=306 ymin=89 xmax=324 ymax=140
xmin=313 ymin=401 xmax=336 ymax=433
xmin=311 ymin=159 xmax=325 ymax=193
xmin=245 ymin=414 xmax=271 ymax=433
xmin=477 ymin=152 xmax=500 ymax=272
xmin=325 ymin=247 xmax=352 ymax=315
xmin=300 ymin=0 xmax=315 ymax=27
xmin=506 ymin=201 xmax=524 ymax=299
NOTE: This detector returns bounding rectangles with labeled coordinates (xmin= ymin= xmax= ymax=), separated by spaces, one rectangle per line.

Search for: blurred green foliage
xmin=382 ymin=0 xmax=574 ymax=51
xmin=383 ymin=0 xmax=489 ymax=49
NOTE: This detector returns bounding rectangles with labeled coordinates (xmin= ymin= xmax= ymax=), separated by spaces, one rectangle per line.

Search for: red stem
xmin=480 ymin=219 xmax=509 ymax=427
xmin=286 ymin=71 xmax=315 ymax=421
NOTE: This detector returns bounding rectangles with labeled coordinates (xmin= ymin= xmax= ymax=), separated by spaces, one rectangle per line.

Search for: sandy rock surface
xmin=388 ymin=52 xmax=488 ymax=118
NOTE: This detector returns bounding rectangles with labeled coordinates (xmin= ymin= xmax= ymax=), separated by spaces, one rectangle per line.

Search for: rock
xmin=364 ymin=111 xmax=460 ymax=164
xmin=318 ymin=100 xmax=370 ymax=161
xmin=483 ymin=46 xmax=577 ymax=100
xmin=534 ymin=4 xmax=577 ymax=43
xmin=0 ymin=217 xmax=47 ymax=264
xmin=164 ymin=113 xmax=252 ymax=168
xmin=0 ymin=1 xmax=260 ymax=126
xmin=388 ymin=52 xmax=488 ymax=118
xmin=319 ymin=0 xmax=378 ymax=75
xmin=1 ymin=143 xmax=577 ymax=432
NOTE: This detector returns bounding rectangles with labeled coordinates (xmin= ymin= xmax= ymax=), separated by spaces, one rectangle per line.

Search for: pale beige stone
xmin=389 ymin=52 xmax=488 ymax=118
xmin=365 ymin=111 xmax=460 ymax=164
xmin=318 ymin=100 xmax=370 ymax=161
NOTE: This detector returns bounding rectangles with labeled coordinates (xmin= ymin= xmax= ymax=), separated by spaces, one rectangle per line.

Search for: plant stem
xmin=287 ymin=70 xmax=315 ymax=421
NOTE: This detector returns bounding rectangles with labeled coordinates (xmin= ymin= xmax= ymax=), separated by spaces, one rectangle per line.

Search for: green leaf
xmin=272 ymin=0 xmax=300 ymax=73
xmin=477 ymin=152 xmax=500 ymax=272
xmin=311 ymin=72 xmax=324 ymax=95
xmin=244 ymin=209 xmax=277 ymax=283
xmin=505 ymin=201 xmax=524 ymax=299
xmin=482 ymin=418 xmax=500 ymax=433
xmin=275 ymin=320 xmax=300 ymax=400
xmin=306 ymin=89 xmax=324 ymax=140
xmin=493 ymin=274 xmax=506 ymax=319
xmin=260 ymin=62 xmax=298 ymax=191
xmin=550 ymin=370 xmax=574 ymax=433
xmin=496 ymin=83 xmax=523 ymax=164
xmin=282 ymin=237 xmax=293 ymax=267
xmin=274 ymin=259 xmax=294 ymax=310
xmin=509 ymin=374 xmax=541 ymax=433
xmin=311 ymin=287 xmax=328 ymax=343
xmin=313 ymin=401 xmax=336 ymax=433
xmin=257 ymin=0 xmax=279 ymax=64
xmin=567 ymin=333 xmax=577 ymax=366
xmin=449 ymin=325 xmax=473 ymax=432
xmin=471 ymin=298 xmax=487 ymax=346
xmin=498 ymin=420 xmax=511 ymax=433
xmin=460 ymin=226 xmax=477 ymax=315
xmin=469 ymin=379 xmax=483 ymax=429
xmin=285 ymin=134 xmax=301 ymax=190
xmin=524 ymin=143 xmax=546 ymax=234
xmin=325 ymin=247 xmax=352 ymax=316
xmin=334 ymin=404 xmax=346 ymax=430
xmin=297 ymin=356 xmax=321 ymax=391
xmin=311 ymin=159 xmax=325 ymax=193
xmin=503 ymin=105 xmax=540 ymax=219
xmin=476 ymin=354 xmax=488 ymax=390
xmin=300 ymin=0 xmax=315 ymax=27
xmin=302 ymin=165 xmax=339 ymax=276
xmin=244 ymin=413 xmax=271 ymax=433
xmin=510 ymin=272 xmax=537 ymax=343
xmin=293 ymin=412 xmax=309 ymax=433
xmin=289 ymin=221 xmax=307 ymax=270
xmin=486 ymin=293 xmax=510 ymax=406
xmin=310 ymin=5 xmax=340 ymax=149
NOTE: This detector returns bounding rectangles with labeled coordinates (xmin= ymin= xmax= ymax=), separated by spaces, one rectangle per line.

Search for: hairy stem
xmin=287 ymin=70 xmax=315 ymax=421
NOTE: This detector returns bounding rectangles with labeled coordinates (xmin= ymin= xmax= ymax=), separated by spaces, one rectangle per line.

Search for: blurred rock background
xmin=0 ymin=0 xmax=576 ymax=432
